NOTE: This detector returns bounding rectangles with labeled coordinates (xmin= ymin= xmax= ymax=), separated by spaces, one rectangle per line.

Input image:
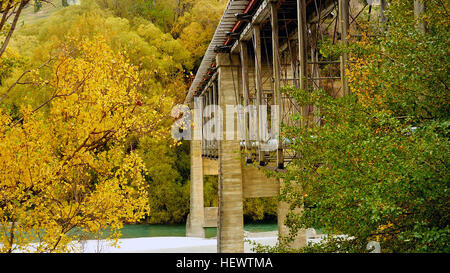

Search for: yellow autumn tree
xmin=177 ymin=0 xmax=227 ymax=66
xmin=0 ymin=36 xmax=172 ymax=253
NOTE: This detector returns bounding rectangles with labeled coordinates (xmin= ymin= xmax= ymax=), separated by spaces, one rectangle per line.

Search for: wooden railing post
xmin=297 ymin=0 xmax=309 ymax=128
xmin=339 ymin=0 xmax=350 ymax=95
xmin=253 ymin=24 xmax=266 ymax=166
xmin=271 ymin=1 xmax=284 ymax=170
xmin=240 ymin=41 xmax=252 ymax=163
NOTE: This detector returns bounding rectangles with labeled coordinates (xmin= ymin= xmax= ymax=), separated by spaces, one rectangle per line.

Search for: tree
xmin=0 ymin=1 xmax=33 ymax=59
xmin=262 ymin=0 xmax=449 ymax=253
xmin=0 ymin=37 xmax=175 ymax=252
xmin=177 ymin=0 xmax=227 ymax=66
xmin=94 ymin=0 xmax=227 ymax=67
xmin=0 ymin=0 xmax=277 ymax=236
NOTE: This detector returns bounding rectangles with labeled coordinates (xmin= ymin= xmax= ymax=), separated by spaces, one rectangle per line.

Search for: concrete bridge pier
xmin=186 ymin=139 xmax=206 ymax=238
xmin=216 ymin=53 xmax=245 ymax=253
xmin=278 ymin=180 xmax=307 ymax=248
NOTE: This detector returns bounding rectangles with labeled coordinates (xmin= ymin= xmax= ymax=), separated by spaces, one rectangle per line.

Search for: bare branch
xmin=0 ymin=0 xmax=30 ymax=59
xmin=0 ymin=55 xmax=57 ymax=103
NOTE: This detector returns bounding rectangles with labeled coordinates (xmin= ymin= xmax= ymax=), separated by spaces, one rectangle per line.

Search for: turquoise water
xmin=2 ymin=222 xmax=278 ymax=241
xmin=114 ymin=222 xmax=278 ymax=239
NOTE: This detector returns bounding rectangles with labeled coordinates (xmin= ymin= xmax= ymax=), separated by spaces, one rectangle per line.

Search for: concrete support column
xmin=186 ymin=107 xmax=205 ymax=237
xmin=216 ymin=53 xmax=244 ymax=253
xmin=278 ymin=179 xmax=307 ymax=248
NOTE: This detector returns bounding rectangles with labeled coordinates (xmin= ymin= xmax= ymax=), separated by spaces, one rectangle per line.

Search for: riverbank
xmin=78 ymin=231 xmax=279 ymax=253
xmin=3 ymin=229 xmax=329 ymax=253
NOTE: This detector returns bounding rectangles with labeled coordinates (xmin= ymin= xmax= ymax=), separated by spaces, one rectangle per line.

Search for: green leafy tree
xmin=265 ymin=0 xmax=449 ymax=253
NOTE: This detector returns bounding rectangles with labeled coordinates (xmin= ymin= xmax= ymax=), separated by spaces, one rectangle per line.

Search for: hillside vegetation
xmin=0 ymin=1 xmax=277 ymax=253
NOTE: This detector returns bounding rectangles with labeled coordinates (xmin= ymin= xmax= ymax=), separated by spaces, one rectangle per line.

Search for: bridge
xmin=184 ymin=0 xmax=424 ymax=253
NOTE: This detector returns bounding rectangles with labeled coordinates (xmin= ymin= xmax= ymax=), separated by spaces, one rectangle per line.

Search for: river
xmin=87 ymin=222 xmax=278 ymax=240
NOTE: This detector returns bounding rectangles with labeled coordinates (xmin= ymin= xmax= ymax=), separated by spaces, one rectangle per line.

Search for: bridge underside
xmin=186 ymin=0 xmax=374 ymax=253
